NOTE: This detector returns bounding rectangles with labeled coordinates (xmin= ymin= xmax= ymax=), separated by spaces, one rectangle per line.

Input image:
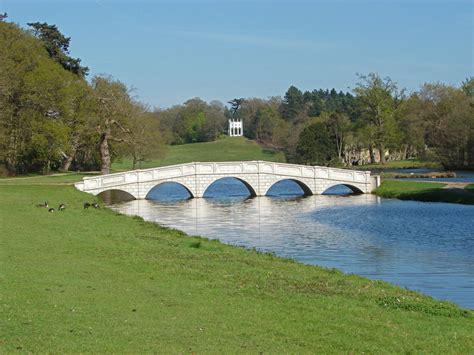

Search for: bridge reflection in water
xmin=111 ymin=192 xmax=379 ymax=251
xmin=105 ymin=178 xmax=379 ymax=242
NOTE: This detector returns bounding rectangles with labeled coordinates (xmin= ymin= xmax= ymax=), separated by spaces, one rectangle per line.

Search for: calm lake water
xmin=107 ymin=179 xmax=474 ymax=309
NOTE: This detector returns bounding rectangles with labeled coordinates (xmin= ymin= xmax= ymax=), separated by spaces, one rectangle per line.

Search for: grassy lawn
xmin=355 ymin=159 xmax=441 ymax=171
xmin=0 ymin=177 xmax=473 ymax=352
xmin=0 ymin=172 xmax=99 ymax=185
xmin=374 ymin=180 xmax=474 ymax=205
xmin=112 ymin=136 xmax=286 ymax=171
xmin=466 ymin=184 xmax=474 ymax=191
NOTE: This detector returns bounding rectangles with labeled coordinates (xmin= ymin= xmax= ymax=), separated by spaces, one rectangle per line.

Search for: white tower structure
xmin=229 ymin=117 xmax=243 ymax=137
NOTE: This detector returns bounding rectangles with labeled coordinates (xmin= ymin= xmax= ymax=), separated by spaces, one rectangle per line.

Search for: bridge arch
xmin=322 ymin=183 xmax=364 ymax=195
xmin=144 ymin=181 xmax=195 ymax=200
xmin=265 ymin=178 xmax=313 ymax=197
xmin=96 ymin=189 xmax=137 ymax=203
xmin=202 ymin=176 xmax=257 ymax=198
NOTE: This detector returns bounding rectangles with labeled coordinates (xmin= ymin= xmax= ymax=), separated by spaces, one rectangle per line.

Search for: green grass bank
xmin=112 ymin=136 xmax=285 ymax=171
xmin=0 ymin=176 xmax=473 ymax=352
xmin=373 ymin=180 xmax=474 ymax=205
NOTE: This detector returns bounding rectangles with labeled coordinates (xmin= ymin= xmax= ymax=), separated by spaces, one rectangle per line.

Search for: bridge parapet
xmin=195 ymin=161 xmax=259 ymax=175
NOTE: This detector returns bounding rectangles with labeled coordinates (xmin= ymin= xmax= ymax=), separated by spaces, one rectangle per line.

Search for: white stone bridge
xmin=74 ymin=161 xmax=380 ymax=199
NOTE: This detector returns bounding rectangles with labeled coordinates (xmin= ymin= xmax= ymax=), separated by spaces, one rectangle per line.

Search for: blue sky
xmin=2 ymin=0 xmax=472 ymax=108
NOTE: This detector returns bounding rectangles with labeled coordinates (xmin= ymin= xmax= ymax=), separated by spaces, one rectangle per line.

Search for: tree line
xmin=156 ymin=75 xmax=473 ymax=170
xmin=221 ymin=76 xmax=473 ymax=169
xmin=1 ymin=16 xmax=473 ymax=177
xmin=0 ymin=18 xmax=164 ymax=175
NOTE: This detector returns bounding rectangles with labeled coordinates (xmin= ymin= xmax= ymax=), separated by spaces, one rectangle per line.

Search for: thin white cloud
xmin=168 ymin=29 xmax=334 ymax=51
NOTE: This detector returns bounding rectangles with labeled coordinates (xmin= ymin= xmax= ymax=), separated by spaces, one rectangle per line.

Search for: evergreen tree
xmin=280 ymin=86 xmax=304 ymax=122
xmin=28 ymin=22 xmax=89 ymax=77
xmin=296 ymin=121 xmax=338 ymax=166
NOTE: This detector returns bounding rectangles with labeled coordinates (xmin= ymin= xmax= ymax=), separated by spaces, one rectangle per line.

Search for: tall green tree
xmin=462 ymin=77 xmax=474 ymax=104
xmin=59 ymin=80 xmax=95 ymax=171
xmin=353 ymin=73 xmax=402 ymax=164
xmin=91 ymin=75 xmax=134 ymax=174
xmin=0 ymin=21 xmax=88 ymax=174
xmin=234 ymin=98 xmax=266 ymax=139
xmin=296 ymin=121 xmax=337 ymax=166
xmin=280 ymin=85 xmax=305 ymax=122
xmin=181 ymin=98 xmax=207 ymax=143
xmin=413 ymin=83 xmax=474 ymax=169
xmin=126 ymin=107 xmax=166 ymax=169
xmin=254 ymin=106 xmax=278 ymax=141
xmin=394 ymin=94 xmax=426 ymax=160
xmin=202 ymin=100 xmax=227 ymax=141
xmin=326 ymin=112 xmax=350 ymax=162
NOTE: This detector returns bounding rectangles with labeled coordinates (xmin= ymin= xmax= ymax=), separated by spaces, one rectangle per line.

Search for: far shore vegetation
xmin=0 ymin=176 xmax=473 ymax=352
xmin=373 ymin=180 xmax=474 ymax=205
xmin=353 ymin=159 xmax=441 ymax=171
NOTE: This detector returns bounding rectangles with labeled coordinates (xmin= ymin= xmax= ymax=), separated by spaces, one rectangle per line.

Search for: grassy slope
xmin=112 ymin=136 xmax=286 ymax=171
xmin=0 ymin=177 xmax=473 ymax=352
xmin=374 ymin=180 xmax=474 ymax=205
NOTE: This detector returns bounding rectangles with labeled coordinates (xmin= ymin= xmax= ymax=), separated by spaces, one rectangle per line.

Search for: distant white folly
xmin=229 ymin=117 xmax=243 ymax=137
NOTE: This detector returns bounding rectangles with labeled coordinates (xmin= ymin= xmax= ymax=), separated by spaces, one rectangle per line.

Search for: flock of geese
xmin=36 ymin=201 xmax=99 ymax=212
